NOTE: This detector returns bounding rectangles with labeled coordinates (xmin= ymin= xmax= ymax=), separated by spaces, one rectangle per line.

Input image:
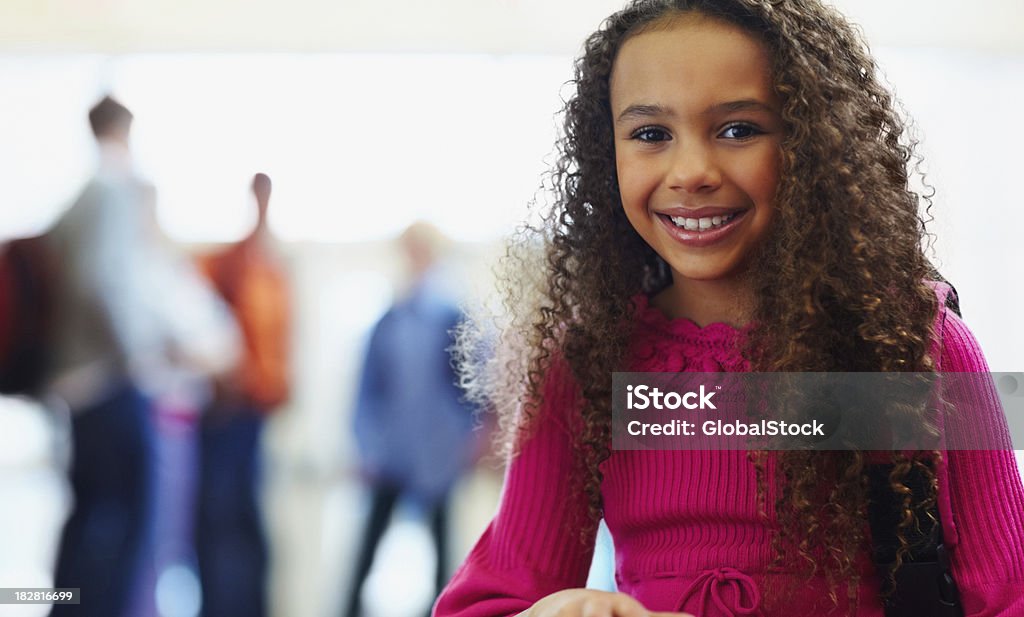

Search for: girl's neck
xmin=653 ymin=276 xmax=754 ymax=329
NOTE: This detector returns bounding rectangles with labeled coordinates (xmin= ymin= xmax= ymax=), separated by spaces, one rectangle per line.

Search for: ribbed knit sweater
xmin=434 ymin=292 xmax=1024 ymax=617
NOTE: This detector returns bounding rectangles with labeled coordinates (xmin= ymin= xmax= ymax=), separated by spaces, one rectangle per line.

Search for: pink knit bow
xmin=676 ymin=567 xmax=762 ymax=617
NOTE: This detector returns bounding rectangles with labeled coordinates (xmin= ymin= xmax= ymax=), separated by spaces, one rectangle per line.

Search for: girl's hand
xmin=518 ymin=589 xmax=695 ymax=617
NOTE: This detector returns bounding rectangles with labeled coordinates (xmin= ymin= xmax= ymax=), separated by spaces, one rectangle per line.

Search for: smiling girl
xmin=433 ymin=1 xmax=1024 ymax=616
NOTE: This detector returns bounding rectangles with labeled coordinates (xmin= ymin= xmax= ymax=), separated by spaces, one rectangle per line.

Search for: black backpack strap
xmin=925 ymin=266 xmax=962 ymax=318
xmin=866 ymin=270 xmax=964 ymax=614
xmin=867 ymin=463 xmax=963 ymax=617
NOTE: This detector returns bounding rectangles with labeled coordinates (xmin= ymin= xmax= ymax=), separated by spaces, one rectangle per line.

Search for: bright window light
xmin=116 ymin=53 xmax=572 ymax=243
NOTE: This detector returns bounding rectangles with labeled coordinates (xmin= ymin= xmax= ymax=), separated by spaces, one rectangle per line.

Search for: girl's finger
xmin=579 ymin=597 xmax=614 ymax=617
xmin=607 ymin=593 xmax=655 ymax=617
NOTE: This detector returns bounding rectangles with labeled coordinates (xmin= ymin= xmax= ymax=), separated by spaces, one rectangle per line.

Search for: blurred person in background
xmin=344 ymin=222 xmax=479 ymax=617
xmin=196 ymin=172 xmax=292 ymax=617
xmin=128 ymin=183 xmax=242 ymax=617
xmin=46 ymin=95 xmax=239 ymax=617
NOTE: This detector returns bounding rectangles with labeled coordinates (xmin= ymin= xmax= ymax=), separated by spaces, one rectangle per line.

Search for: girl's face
xmin=610 ymin=13 xmax=783 ymax=288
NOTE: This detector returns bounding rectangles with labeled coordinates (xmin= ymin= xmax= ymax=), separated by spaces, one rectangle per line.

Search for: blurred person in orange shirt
xmin=195 ymin=172 xmax=291 ymax=617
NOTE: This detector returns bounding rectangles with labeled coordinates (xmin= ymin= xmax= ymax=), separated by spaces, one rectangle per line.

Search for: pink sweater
xmin=435 ymin=294 xmax=1024 ymax=617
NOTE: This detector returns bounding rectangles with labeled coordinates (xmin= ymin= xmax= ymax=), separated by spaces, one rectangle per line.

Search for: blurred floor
xmin=0 ymin=396 xmax=71 ymax=617
xmin=0 ymin=394 xmax=503 ymax=617
xmin=263 ymin=427 xmax=502 ymax=617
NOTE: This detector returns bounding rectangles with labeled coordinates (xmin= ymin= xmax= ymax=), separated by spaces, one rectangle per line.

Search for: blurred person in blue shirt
xmin=344 ymin=222 xmax=479 ymax=617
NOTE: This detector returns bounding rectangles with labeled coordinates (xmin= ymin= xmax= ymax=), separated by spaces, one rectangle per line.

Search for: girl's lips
xmin=658 ymin=206 xmax=742 ymax=219
xmin=655 ymin=210 xmax=749 ymax=247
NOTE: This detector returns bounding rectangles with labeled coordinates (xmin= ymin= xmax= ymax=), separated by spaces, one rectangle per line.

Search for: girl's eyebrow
xmin=616 ymin=103 xmax=670 ymax=123
xmin=707 ymin=99 xmax=778 ymax=115
xmin=615 ymin=99 xmax=777 ymax=124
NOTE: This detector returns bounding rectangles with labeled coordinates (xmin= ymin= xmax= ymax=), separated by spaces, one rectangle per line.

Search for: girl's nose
xmin=667 ymin=142 xmax=722 ymax=194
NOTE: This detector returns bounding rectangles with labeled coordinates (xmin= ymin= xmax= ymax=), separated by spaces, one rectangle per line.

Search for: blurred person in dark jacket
xmin=344 ymin=222 xmax=478 ymax=617
xmin=46 ymin=95 xmax=239 ymax=617
xmin=196 ymin=172 xmax=292 ymax=617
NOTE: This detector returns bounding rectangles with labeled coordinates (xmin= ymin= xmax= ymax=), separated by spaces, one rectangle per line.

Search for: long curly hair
xmin=457 ymin=0 xmax=941 ymax=612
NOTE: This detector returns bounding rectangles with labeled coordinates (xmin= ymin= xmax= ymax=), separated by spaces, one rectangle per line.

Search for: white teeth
xmin=668 ymin=213 xmax=736 ymax=231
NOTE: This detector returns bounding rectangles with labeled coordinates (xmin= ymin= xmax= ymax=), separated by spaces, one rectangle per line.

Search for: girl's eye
xmin=630 ymin=126 xmax=671 ymax=143
xmin=719 ymin=123 xmax=762 ymax=140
